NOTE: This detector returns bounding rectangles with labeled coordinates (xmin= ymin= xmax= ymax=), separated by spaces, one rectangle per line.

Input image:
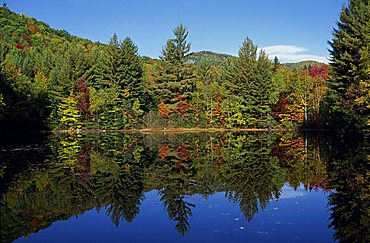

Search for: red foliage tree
xmin=75 ymin=77 xmax=91 ymax=118
xmin=158 ymin=100 xmax=171 ymax=117
xmin=15 ymin=43 xmax=25 ymax=50
xmin=309 ymin=65 xmax=331 ymax=80
xmin=173 ymin=94 xmax=192 ymax=117
xmin=158 ymin=144 xmax=170 ymax=160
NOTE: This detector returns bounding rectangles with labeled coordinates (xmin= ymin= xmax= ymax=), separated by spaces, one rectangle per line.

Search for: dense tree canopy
xmin=328 ymin=0 xmax=370 ymax=129
xmin=223 ymin=38 xmax=276 ymax=127
xmin=0 ymin=3 xmax=368 ymax=131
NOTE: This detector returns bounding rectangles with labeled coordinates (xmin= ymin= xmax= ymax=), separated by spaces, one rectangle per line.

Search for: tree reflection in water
xmin=326 ymin=133 xmax=370 ymax=243
xmin=0 ymin=132 xmax=368 ymax=242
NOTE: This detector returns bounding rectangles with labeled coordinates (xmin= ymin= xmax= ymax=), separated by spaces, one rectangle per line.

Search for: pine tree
xmin=224 ymin=38 xmax=275 ymax=127
xmin=88 ymin=34 xmax=145 ymax=128
xmin=153 ymin=24 xmax=196 ymax=106
xmin=273 ymin=56 xmax=280 ymax=72
xmin=328 ymin=0 xmax=370 ymax=128
xmin=94 ymin=34 xmax=122 ymax=90
xmin=119 ymin=37 xmax=144 ymax=101
xmin=92 ymin=34 xmax=144 ymax=99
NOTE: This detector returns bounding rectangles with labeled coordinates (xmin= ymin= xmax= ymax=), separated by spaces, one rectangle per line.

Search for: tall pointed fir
xmin=328 ymin=0 xmax=370 ymax=129
xmin=88 ymin=34 xmax=145 ymax=128
xmin=119 ymin=37 xmax=145 ymax=101
xmin=224 ymin=38 xmax=275 ymax=127
xmin=153 ymin=24 xmax=196 ymax=110
xmin=94 ymin=33 xmax=122 ymax=90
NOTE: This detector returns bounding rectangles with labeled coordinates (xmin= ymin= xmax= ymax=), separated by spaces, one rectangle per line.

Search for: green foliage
xmin=327 ymin=133 xmax=370 ymax=243
xmin=153 ymin=24 xmax=196 ymax=106
xmin=284 ymin=60 xmax=323 ymax=70
xmin=0 ymin=5 xmax=363 ymax=130
xmin=0 ymin=92 xmax=4 ymax=109
xmin=0 ymin=5 xmax=95 ymax=131
xmin=0 ymin=7 xmax=149 ymax=130
xmin=328 ymin=0 xmax=370 ymax=129
xmin=57 ymin=94 xmax=82 ymax=130
xmin=87 ymin=34 xmax=146 ymax=129
xmin=222 ymin=133 xmax=284 ymax=220
xmin=186 ymin=51 xmax=232 ymax=66
xmin=223 ymin=38 xmax=276 ymax=127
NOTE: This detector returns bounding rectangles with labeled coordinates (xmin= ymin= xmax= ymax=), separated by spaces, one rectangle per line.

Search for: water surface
xmin=1 ymin=132 xmax=369 ymax=242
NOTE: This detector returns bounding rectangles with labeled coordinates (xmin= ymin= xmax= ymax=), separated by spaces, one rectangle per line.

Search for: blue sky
xmin=7 ymin=0 xmax=347 ymax=63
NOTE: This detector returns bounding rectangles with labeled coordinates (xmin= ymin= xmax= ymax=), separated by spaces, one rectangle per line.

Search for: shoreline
xmin=52 ymin=127 xmax=329 ymax=134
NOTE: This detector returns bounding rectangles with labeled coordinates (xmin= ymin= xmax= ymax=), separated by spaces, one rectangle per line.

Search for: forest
xmin=1 ymin=0 xmax=369 ymax=133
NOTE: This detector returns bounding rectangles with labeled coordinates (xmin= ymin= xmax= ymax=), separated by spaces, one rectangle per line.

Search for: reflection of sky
xmin=15 ymin=185 xmax=335 ymax=243
xmin=278 ymin=184 xmax=307 ymax=199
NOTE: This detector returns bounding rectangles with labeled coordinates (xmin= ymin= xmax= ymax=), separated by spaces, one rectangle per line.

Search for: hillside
xmin=185 ymin=51 xmax=323 ymax=69
xmin=0 ymin=6 xmax=94 ymax=48
xmin=283 ymin=60 xmax=324 ymax=70
xmin=186 ymin=51 xmax=233 ymax=66
xmin=0 ymin=6 xmax=97 ymax=131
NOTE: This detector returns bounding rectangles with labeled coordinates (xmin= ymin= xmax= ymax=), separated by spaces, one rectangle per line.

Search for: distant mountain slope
xmin=283 ymin=60 xmax=324 ymax=70
xmin=185 ymin=51 xmax=324 ymax=69
xmin=0 ymin=6 xmax=97 ymax=131
xmin=0 ymin=6 xmax=94 ymax=47
xmin=186 ymin=51 xmax=233 ymax=66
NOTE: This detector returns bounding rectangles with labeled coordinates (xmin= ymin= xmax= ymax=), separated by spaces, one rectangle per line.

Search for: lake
xmin=1 ymin=132 xmax=369 ymax=242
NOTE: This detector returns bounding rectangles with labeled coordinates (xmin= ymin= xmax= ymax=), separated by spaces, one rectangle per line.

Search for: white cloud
xmin=278 ymin=186 xmax=306 ymax=199
xmin=261 ymin=45 xmax=328 ymax=64
xmin=263 ymin=45 xmax=307 ymax=55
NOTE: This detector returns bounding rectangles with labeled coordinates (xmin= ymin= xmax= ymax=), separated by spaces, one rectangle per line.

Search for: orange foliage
xmin=158 ymin=100 xmax=171 ymax=117
xmin=272 ymin=137 xmax=305 ymax=166
xmin=273 ymin=96 xmax=304 ymax=124
xmin=176 ymin=144 xmax=191 ymax=161
xmin=26 ymin=25 xmax=38 ymax=32
xmin=158 ymin=144 xmax=170 ymax=160
xmin=207 ymin=89 xmax=226 ymax=124
xmin=173 ymin=95 xmax=192 ymax=117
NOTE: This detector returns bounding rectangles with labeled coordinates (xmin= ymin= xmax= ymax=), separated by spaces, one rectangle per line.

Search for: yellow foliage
xmin=34 ymin=71 xmax=49 ymax=89
xmin=123 ymin=88 xmax=130 ymax=98
xmin=123 ymin=163 xmax=131 ymax=174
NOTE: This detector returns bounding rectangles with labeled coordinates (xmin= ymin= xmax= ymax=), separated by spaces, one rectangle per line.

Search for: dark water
xmin=1 ymin=132 xmax=369 ymax=242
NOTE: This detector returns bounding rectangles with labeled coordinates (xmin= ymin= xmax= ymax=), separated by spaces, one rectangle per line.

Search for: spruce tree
xmin=153 ymin=24 xmax=196 ymax=106
xmin=224 ymin=38 xmax=275 ymax=127
xmin=93 ymin=35 xmax=144 ymax=100
xmin=89 ymin=34 xmax=145 ymax=128
xmin=119 ymin=37 xmax=144 ymax=100
xmin=273 ymin=56 xmax=280 ymax=72
xmin=94 ymin=34 xmax=122 ymax=90
xmin=329 ymin=0 xmax=370 ymax=128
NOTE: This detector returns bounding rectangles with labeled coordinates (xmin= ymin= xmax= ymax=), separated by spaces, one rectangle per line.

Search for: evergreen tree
xmin=223 ymin=133 xmax=284 ymax=221
xmin=119 ymin=37 xmax=145 ymax=101
xmin=92 ymin=35 xmax=145 ymax=99
xmin=153 ymin=24 xmax=196 ymax=106
xmin=273 ymin=56 xmax=280 ymax=72
xmin=88 ymin=34 xmax=145 ymax=128
xmin=224 ymin=38 xmax=275 ymax=127
xmin=94 ymin=34 xmax=122 ymax=90
xmin=328 ymin=0 xmax=370 ymax=128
